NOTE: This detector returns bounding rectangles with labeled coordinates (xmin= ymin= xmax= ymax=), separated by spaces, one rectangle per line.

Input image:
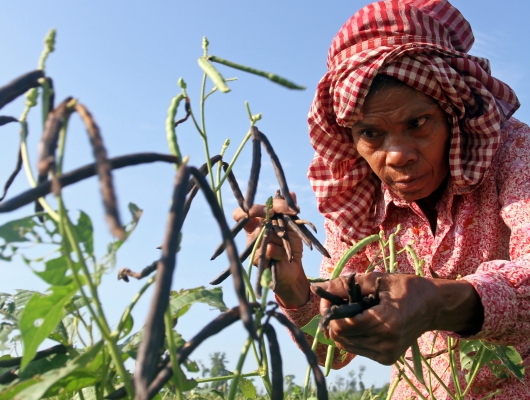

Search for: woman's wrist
xmin=274 ymin=270 xmax=310 ymax=309
xmin=429 ymin=279 xmax=484 ymax=335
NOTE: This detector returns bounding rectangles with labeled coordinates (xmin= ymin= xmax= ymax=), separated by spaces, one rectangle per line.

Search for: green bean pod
xmin=198 ymin=56 xmax=230 ymax=93
xmin=165 ymin=93 xmax=184 ymax=162
xmin=330 ymin=234 xmax=380 ymax=279
xmin=209 ymin=55 xmax=306 ymax=90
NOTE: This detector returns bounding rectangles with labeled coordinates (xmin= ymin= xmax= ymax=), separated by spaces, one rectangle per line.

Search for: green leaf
xmin=169 ymin=287 xmax=227 ymax=318
xmin=5 ymin=342 xmax=103 ymax=400
xmin=34 ymin=256 xmax=72 ymax=286
xmin=237 ymin=376 xmax=256 ymax=399
xmin=121 ymin=314 xmax=134 ymax=338
xmin=18 ymin=284 xmax=78 ymax=371
xmin=300 ymin=315 xmax=334 ymax=346
xmin=73 ymin=211 xmax=94 ymax=256
xmin=488 ymin=344 xmax=525 ymax=382
xmin=184 ymin=359 xmax=200 ymax=373
xmin=0 ymin=215 xmax=40 ymax=244
xmin=18 ymin=352 xmax=71 ymax=380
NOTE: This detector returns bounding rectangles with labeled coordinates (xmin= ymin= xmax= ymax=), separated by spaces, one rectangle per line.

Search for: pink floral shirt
xmin=281 ymin=118 xmax=530 ymax=399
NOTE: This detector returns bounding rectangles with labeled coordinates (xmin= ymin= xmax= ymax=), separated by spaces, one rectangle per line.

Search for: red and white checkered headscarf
xmin=308 ymin=0 xmax=520 ymax=244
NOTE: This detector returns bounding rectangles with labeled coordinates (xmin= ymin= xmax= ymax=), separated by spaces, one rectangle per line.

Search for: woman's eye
xmin=360 ymin=130 xmax=376 ymax=139
xmin=409 ymin=117 xmax=427 ymax=129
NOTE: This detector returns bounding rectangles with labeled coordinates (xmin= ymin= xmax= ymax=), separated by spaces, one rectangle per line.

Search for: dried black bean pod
xmin=0 ymin=369 xmax=18 ymax=385
xmin=0 ymin=152 xmax=180 ymax=213
xmin=269 ymin=311 xmax=328 ymax=400
xmin=0 ymin=70 xmax=44 ymax=110
xmin=209 ymin=235 xmax=258 ymax=285
xmin=255 ymin=220 xmax=272 ymax=298
xmin=347 ymin=274 xmax=363 ymax=304
xmin=0 ymin=116 xmax=18 ymax=126
xmin=255 ymin=130 xmax=298 ymax=213
xmin=134 ymin=165 xmax=191 ymax=400
xmin=223 ymin=161 xmax=246 ymax=211
xmin=294 ymin=218 xmax=317 ymax=233
xmin=283 ymin=215 xmax=313 ymax=250
xmin=37 ymin=98 xmax=73 ymax=185
xmin=0 ymin=149 xmax=22 ymax=202
xmin=210 ymin=216 xmax=249 ymax=260
xmin=146 ymin=305 xmax=259 ymax=398
xmin=189 ymin=167 xmax=257 ymax=340
xmin=373 ymin=277 xmax=382 ymax=302
xmin=244 ymin=126 xmax=261 ymax=211
xmin=293 ymin=222 xmax=331 ymax=258
xmin=263 ymin=324 xmax=284 ymax=400
xmin=310 ymin=285 xmax=347 ymax=306
xmin=117 ymin=260 xmax=158 ymax=282
xmin=75 ymin=103 xmax=125 ymax=239
xmin=0 ymin=344 xmax=67 ymax=368
xmin=186 ymin=155 xmax=222 ymax=193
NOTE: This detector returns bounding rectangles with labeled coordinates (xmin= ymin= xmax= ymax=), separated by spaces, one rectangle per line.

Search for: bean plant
xmin=0 ymin=29 xmax=331 ymax=400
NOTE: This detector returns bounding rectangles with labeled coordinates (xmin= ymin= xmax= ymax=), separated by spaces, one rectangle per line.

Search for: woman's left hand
xmin=314 ymin=272 xmax=484 ymax=365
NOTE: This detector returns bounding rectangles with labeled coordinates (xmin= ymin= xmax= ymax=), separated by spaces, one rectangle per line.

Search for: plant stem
xmin=303 ymin=329 xmax=322 ymax=398
xmin=197 ymin=371 xmax=259 ymax=384
xmin=58 ymin=197 xmax=134 ymax=398
xmin=447 ymin=336 xmax=462 ymax=398
xmin=215 ymin=129 xmax=252 ymax=191
xmin=386 ymin=370 xmax=403 ymax=400
xmin=114 ymin=275 xmax=156 ymax=337
xmin=227 ymin=337 xmax=253 ymax=400
xmin=19 ymin=112 xmax=59 ymax=221
xmin=164 ymin=307 xmax=184 ymax=400
xmin=395 ymin=363 xmax=428 ymax=400
xmin=418 ymin=352 xmax=455 ymax=400
xmin=198 ymin=72 xmax=215 ymax=191
xmin=461 ymin=345 xmax=486 ymax=398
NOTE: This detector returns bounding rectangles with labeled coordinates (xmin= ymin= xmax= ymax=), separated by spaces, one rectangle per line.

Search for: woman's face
xmin=351 ymin=83 xmax=451 ymax=202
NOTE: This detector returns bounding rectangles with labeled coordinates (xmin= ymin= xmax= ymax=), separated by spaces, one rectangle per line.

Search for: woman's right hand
xmin=232 ymin=193 xmax=310 ymax=308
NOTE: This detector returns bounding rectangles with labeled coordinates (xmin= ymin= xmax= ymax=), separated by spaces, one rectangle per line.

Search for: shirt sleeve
xmin=278 ymin=219 xmax=371 ymax=368
xmin=460 ymin=120 xmax=530 ymax=343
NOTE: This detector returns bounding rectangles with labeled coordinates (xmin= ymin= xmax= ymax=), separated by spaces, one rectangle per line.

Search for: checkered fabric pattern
xmin=308 ymin=0 xmax=520 ymax=244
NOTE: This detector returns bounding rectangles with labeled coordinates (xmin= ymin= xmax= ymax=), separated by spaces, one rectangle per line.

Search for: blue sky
xmin=1 ymin=0 xmax=529 ymax=390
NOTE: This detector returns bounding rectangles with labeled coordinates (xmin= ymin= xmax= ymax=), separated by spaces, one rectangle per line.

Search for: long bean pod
xmin=222 ymin=161 xmax=246 ymax=211
xmin=208 ymin=55 xmax=305 ymax=90
xmin=0 ymin=152 xmax=180 ymax=213
xmin=255 ymin=220 xmax=272 ymax=298
xmin=269 ymin=311 xmax=328 ymax=400
xmin=189 ymin=167 xmax=257 ymax=339
xmin=146 ymin=305 xmax=258 ymax=398
xmin=256 ymin=130 xmax=298 ymax=213
xmin=134 ymin=165 xmax=190 ymax=400
xmin=244 ymin=126 xmax=261 ymax=211
xmin=0 ymin=116 xmax=18 ymax=126
xmin=197 ymin=56 xmax=230 ymax=93
xmin=209 ymin=236 xmax=257 ymax=285
xmin=37 ymin=97 xmax=73 ymax=184
xmin=76 ymin=103 xmax=125 ymax=239
xmin=0 ymin=70 xmax=44 ymax=110
xmin=263 ymin=324 xmax=283 ymax=400
xmin=210 ymin=216 xmax=249 ymax=260
xmin=295 ymin=222 xmax=330 ymax=258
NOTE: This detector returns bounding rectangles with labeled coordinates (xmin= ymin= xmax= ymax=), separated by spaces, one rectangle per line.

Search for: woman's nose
xmin=384 ymin=136 xmax=418 ymax=167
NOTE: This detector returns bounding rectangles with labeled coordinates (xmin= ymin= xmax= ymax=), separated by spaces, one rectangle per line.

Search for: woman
xmin=235 ymin=0 xmax=530 ymax=398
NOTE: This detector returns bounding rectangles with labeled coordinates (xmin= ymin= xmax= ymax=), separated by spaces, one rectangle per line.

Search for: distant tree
xmin=204 ymin=352 xmax=230 ymax=390
xmin=346 ymin=370 xmax=357 ymax=393
xmin=358 ymin=365 xmax=366 ymax=392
